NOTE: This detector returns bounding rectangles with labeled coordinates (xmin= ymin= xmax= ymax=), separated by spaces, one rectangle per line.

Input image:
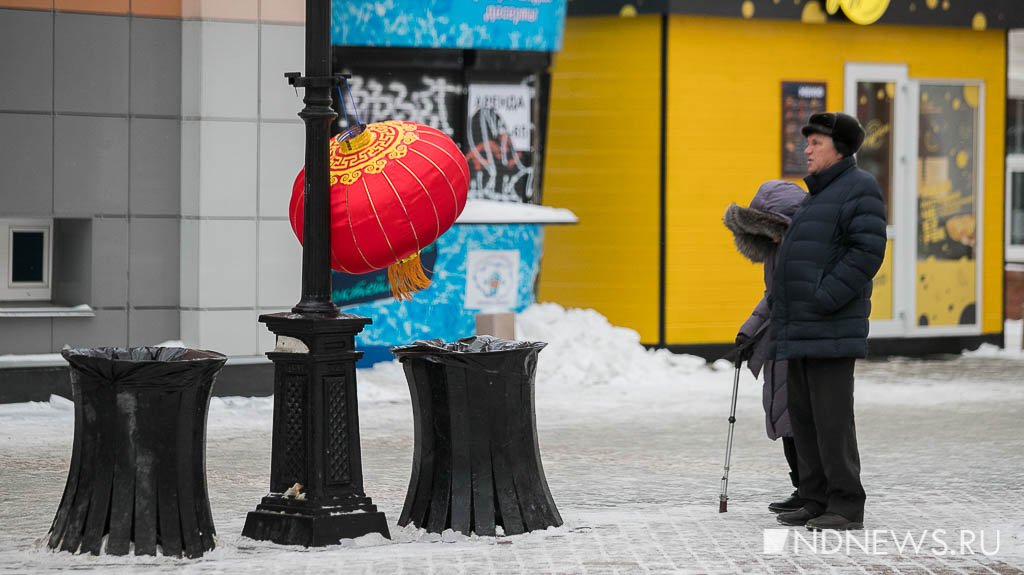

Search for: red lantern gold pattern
xmin=289 ymin=120 xmax=469 ymax=300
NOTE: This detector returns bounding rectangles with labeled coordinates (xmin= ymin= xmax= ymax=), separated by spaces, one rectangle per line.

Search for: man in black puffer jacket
xmin=771 ymin=112 xmax=887 ymax=531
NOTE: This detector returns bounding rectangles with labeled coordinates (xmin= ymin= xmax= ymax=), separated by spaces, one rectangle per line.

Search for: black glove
xmin=726 ymin=332 xmax=757 ymax=367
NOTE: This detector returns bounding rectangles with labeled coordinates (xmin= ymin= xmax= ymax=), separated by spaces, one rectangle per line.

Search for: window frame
xmin=1006 ymin=154 xmax=1024 ymax=263
xmin=1 ymin=218 xmax=53 ymax=302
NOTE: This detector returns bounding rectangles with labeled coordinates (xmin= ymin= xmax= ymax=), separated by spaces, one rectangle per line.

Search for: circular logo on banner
xmin=826 ymin=0 xmax=890 ymax=25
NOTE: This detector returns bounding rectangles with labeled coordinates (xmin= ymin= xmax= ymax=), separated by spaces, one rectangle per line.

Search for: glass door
xmin=845 ymin=64 xmax=910 ymax=337
xmin=911 ymin=82 xmax=983 ymax=333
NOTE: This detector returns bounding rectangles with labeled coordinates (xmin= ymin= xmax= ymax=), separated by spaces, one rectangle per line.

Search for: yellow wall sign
xmin=826 ymin=0 xmax=890 ymax=25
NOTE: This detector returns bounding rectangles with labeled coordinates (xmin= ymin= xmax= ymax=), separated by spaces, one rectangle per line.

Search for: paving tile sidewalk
xmin=1 ymin=354 xmax=1022 ymax=573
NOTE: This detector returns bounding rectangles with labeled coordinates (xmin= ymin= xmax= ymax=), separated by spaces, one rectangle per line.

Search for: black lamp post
xmin=240 ymin=0 xmax=390 ymax=546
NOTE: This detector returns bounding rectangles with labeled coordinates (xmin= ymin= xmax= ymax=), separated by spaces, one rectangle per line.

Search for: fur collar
xmin=723 ymin=203 xmax=790 ymax=263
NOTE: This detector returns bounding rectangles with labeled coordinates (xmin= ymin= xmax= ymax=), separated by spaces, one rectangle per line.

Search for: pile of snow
xmin=516 ymin=303 xmax=710 ymax=389
xmin=509 ymin=303 xmax=748 ymax=416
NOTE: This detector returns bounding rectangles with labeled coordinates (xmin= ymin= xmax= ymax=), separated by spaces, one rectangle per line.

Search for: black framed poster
xmin=781 ymin=81 xmax=827 ymax=177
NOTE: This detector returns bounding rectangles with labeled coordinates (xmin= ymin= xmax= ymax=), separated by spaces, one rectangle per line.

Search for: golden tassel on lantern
xmin=387 ymin=252 xmax=432 ymax=301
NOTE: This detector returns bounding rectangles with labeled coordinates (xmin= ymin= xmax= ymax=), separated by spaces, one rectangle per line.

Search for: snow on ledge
xmin=0 ymin=304 xmax=94 ymax=318
xmin=0 ymin=339 xmax=197 ymax=368
xmin=455 ymin=199 xmax=578 ymax=225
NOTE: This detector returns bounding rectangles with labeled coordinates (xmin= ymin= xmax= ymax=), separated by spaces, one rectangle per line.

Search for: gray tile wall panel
xmin=179 ymin=120 xmax=200 ymax=216
xmin=52 ymin=218 xmax=92 ymax=305
xmin=197 ymin=21 xmax=259 ymax=119
xmin=129 ymin=217 xmax=179 ymax=307
xmin=54 ymin=13 xmax=129 ymax=115
xmin=53 ymin=308 xmax=127 ymax=350
xmin=54 ymin=115 xmax=129 ymax=216
xmin=0 ymin=114 xmax=53 ymax=215
xmin=258 ymin=120 xmax=304 ymax=217
xmin=128 ymin=308 xmax=180 ymax=347
xmin=90 ymin=218 xmax=129 ymax=308
xmin=180 ymin=22 xmax=201 ymax=118
xmin=0 ymin=318 xmax=52 ymax=355
xmin=131 ymin=118 xmax=181 ymax=216
xmin=259 ymin=24 xmax=304 ymax=121
xmin=130 ymin=18 xmax=182 ymax=117
xmin=0 ymin=9 xmax=54 ymax=113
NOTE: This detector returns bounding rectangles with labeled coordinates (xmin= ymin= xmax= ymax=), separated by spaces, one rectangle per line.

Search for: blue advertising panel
xmin=332 ymin=0 xmax=567 ymax=51
xmin=341 ymin=222 xmax=544 ymax=364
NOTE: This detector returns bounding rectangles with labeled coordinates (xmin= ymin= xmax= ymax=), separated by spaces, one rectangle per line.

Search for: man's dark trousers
xmin=787 ymin=357 xmax=865 ymax=522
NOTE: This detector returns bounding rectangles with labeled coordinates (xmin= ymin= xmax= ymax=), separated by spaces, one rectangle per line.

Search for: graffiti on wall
xmin=341 ymin=75 xmax=541 ymax=203
xmin=344 ymin=73 xmax=462 ymax=137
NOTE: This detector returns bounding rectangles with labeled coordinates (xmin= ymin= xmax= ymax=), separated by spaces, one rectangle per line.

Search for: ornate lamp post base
xmin=243 ymin=497 xmax=388 ymax=547
xmin=241 ymin=313 xmax=390 ymax=547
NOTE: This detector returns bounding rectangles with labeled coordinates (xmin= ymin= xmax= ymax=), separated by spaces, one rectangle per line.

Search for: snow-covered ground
xmin=1 ymin=304 xmax=1023 ymax=573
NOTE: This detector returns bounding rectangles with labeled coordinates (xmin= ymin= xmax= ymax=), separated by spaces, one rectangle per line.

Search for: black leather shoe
xmin=768 ymin=491 xmax=804 ymax=513
xmin=776 ymin=507 xmax=821 ymax=526
xmin=806 ymin=512 xmax=864 ymax=531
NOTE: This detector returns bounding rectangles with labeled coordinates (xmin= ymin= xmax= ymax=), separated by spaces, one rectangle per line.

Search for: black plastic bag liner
xmin=60 ymin=346 xmax=227 ymax=390
xmin=391 ymin=335 xmax=546 ymax=373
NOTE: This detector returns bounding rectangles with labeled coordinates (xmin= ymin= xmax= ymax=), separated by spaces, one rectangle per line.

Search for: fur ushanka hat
xmin=801 ymin=112 xmax=866 ymax=157
xmin=723 ymin=180 xmax=806 ymax=263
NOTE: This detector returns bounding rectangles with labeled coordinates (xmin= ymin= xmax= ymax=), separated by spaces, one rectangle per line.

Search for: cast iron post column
xmin=240 ymin=0 xmax=390 ymax=546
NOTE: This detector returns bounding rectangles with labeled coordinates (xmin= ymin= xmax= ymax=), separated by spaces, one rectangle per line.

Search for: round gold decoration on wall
xmin=801 ymin=1 xmax=827 ymax=23
xmin=826 ymin=0 xmax=890 ymax=25
xmin=971 ymin=12 xmax=987 ymax=30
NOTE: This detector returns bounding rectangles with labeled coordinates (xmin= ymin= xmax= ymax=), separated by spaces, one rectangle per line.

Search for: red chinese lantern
xmin=289 ymin=120 xmax=469 ymax=300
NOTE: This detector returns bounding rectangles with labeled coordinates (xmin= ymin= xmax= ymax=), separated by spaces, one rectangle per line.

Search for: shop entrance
xmin=845 ymin=63 xmax=983 ymax=338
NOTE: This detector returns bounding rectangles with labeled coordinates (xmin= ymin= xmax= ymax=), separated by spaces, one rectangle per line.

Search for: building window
xmin=1011 ymin=172 xmax=1024 ymax=246
xmin=1 ymin=219 xmax=52 ymax=301
xmin=1008 ymin=99 xmax=1024 ymax=155
xmin=1007 ymin=157 xmax=1024 ymax=263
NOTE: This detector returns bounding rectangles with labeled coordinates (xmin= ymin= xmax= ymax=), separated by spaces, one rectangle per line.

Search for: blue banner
xmin=332 ymin=0 xmax=567 ymax=51
xmin=331 ymin=243 xmax=438 ymax=308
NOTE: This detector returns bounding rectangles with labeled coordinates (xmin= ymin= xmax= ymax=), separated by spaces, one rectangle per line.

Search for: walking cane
xmin=719 ymin=359 xmax=742 ymax=513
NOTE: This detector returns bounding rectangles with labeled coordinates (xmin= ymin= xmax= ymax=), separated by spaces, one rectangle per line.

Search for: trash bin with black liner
xmin=391 ymin=335 xmax=561 ymax=537
xmin=47 ymin=347 xmax=227 ymax=558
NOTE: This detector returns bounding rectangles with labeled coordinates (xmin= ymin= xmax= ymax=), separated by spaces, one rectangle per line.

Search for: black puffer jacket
xmin=769 ymin=156 xmax=887 ymax=359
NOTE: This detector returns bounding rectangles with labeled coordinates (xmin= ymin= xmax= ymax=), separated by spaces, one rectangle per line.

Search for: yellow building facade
xmin=541 ymin=4 xmax=1013 ymax=355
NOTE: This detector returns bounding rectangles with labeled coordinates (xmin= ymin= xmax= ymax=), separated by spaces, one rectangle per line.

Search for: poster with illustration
xmin=464 ymin=249 xmax=520 ymax=309
xmin=915 ymin=84 xmax=979 ymax=327
xmin=466 ymin=83 xmax=536 ymax=202
xmin=781 ymin=82 xmax=827 ymax=177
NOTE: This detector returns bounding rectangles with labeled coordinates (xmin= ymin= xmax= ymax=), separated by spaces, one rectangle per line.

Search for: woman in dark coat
xmin=723 ymin=179 xmax=807 ymax=513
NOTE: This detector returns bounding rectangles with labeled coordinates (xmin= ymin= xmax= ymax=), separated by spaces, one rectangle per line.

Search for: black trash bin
xmin=392 ymin=336 xmax=561 ymax=537
xmin=47 ymin=347 xmax=227 ymax=558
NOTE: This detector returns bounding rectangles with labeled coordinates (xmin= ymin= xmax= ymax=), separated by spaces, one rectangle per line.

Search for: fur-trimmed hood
xmin=724 ymin=180 xmax=806 ymax=262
